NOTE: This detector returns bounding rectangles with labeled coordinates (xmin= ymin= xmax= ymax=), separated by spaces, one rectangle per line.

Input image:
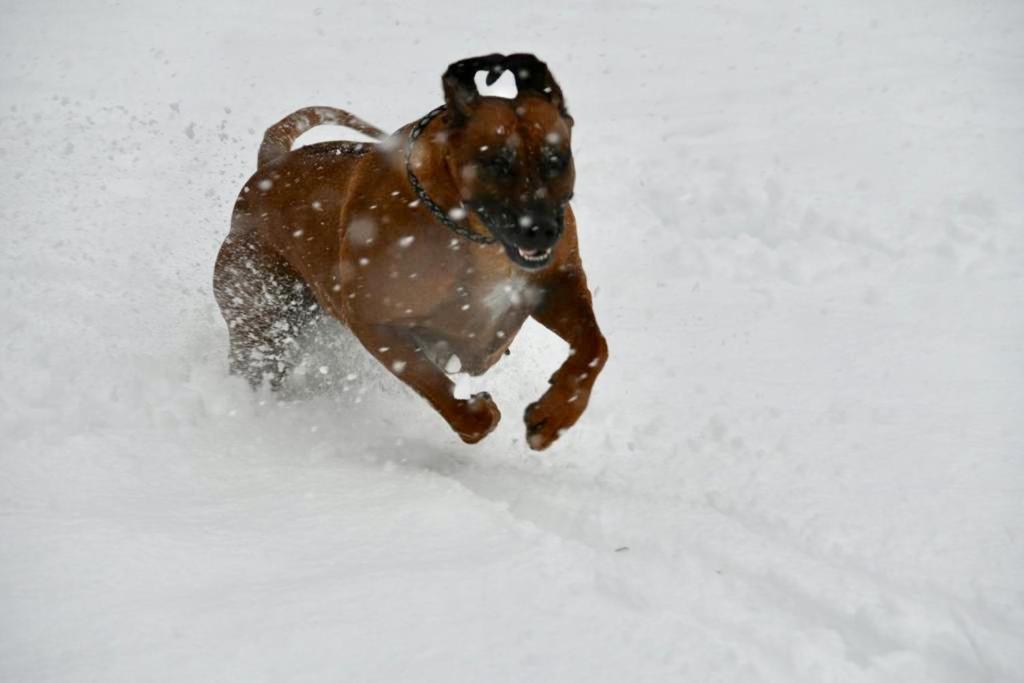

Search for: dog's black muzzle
xmin=475 ymin=202 xmax=565 ymax=270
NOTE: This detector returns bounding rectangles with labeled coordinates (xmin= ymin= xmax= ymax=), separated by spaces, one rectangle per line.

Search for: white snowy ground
xmin=2 ymin=1 xmax=1023 ymax=680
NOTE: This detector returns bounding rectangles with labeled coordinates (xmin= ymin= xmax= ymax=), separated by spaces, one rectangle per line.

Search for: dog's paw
xmin=524 ymin=388 xmax=585 ymax=451
xmin=453 ymin=392 xmax=501 ymax=444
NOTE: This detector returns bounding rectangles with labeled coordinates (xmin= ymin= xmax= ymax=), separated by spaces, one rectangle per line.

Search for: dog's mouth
xmin=517 ymin=246 xmax=552 ymax=262
xmin=506 ymin=244 xmax=554 ymax=269
xmin=472 ymin=206 xmax=560 ymax=270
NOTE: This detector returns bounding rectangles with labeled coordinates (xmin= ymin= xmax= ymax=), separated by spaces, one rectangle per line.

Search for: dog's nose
xmin=515 ymin=210 xmax=562 ymax=248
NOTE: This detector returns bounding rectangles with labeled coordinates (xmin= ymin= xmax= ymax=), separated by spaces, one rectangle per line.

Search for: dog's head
xmin=441 ymin=54 xmax=575 ymax=270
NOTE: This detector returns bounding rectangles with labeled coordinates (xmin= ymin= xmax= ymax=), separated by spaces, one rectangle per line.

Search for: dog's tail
xmin=257 ymin=106 xmax=388 ymax=168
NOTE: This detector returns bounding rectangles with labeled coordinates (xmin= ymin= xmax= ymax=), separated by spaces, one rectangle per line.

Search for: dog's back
xmin=225 ymin=106 xmax=391 ymax=315
xmin=256 ymin=106 xmax=385 ymax=168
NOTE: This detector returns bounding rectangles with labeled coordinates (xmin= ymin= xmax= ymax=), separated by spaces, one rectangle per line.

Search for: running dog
xmin=213 ymin=53 xmax=607 ymax=450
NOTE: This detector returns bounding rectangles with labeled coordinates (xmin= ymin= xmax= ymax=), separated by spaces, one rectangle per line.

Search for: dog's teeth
xmin=516 ymin=246 xmax=551 ymax=262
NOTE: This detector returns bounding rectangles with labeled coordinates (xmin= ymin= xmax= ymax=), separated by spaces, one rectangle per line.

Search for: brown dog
xmin=213 ymin=53 xmax=607 ymax=450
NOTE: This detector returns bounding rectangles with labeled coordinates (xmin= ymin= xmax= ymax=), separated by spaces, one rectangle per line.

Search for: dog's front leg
xmin=350 ymin=323 xmax=501 ymax=444
xmin=525 ymin=266 xmax=609 ymax=451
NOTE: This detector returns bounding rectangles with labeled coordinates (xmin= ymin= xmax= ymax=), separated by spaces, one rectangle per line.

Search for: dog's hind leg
xmin=213 ymin=236 xmax=319 ymax=389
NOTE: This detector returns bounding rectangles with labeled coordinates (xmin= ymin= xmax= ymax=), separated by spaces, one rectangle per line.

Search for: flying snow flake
xmin=448 ymin=207 xmax=467 ymax=221
xmin=292 ymin=229 xmax=304 ymax=238
xmin=358 ymin=257 xmax=370 ymax=266
xmin=507 ymin=283 xmax=524 ymax=305
xmin=398 ymin=235 xmax=415 ymax=248
xmin=407 ymin=199 xmax=420 ymax=208
xmin=461 ymin=303 xmax=471 ymax=311
xmin=318 ymin=366 xmax=329 ymax=375
xmin=518 ymin=215 xmax=534 ymax=228
xmin=256 ymin=179 xmax=273 ymax=191
xmin=481 ymin=277 xmax=531 ymax=320
xmin=545 ymin=132 xmax=562 ymax=144
xmin=445 ymin=354 xmax=462 ymax=374
xmin=347 ymin=216 xmax=377 ymax=245
xmin=391 ymin=360 xmax=407 ymax=373
xmin=377 ymin=134 xmax=400 ymax=153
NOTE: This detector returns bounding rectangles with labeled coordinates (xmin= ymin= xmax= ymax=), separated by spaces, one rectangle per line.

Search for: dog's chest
xmin=402 ymin=246 xmax=544 ymax=373
xmin=460 ymin=270 xmax=540 ymax=330
xmin=422 ymin=271 xmax=539 ymax=374
xmin=440 ymin=248 xmax=539 ymax=327
xmin=342 ymin=231 xmax=545 ymax=372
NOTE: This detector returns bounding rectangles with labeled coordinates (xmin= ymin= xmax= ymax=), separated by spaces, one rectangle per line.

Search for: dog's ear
xmin=442 ymin=54 xmax=506 ymax=126
xmin=504 ymin=53 xmax=573 ymax=125
xmin=442 ymin=54 xmax=572 ymax=127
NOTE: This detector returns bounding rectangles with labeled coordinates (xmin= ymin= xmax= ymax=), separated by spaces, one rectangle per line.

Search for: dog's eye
xmin=482 ymin=154 xmax=514 ymax=176
xmin=542 ymin=151 xmax=568 ymax=177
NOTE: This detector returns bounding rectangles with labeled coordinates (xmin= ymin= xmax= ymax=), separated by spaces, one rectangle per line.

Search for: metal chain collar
xmin=405 ymin=105 xmax=497 ymax=245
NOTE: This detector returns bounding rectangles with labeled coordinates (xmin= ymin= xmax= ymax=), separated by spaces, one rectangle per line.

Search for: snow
xmin=2 ymin=0 xmax=1023 ymax=680
xmin=475 ymin=69 xmax=519 ymax=99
